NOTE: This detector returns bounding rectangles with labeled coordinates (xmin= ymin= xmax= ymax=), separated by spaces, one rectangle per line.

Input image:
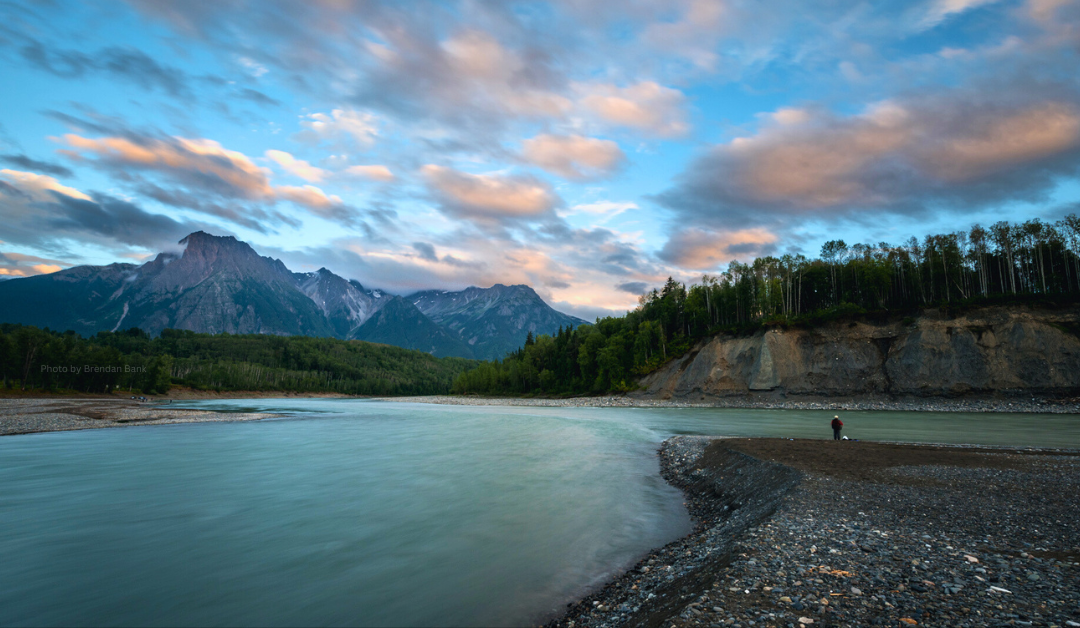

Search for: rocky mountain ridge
xmin=638 ymin=305 xmax=1080 ymax=398
xmin=0 ymin=232 xmax=586 ymax=359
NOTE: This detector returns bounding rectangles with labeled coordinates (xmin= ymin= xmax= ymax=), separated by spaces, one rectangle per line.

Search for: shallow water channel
xmin=1 ymin=400 xmax=1077 ymax=627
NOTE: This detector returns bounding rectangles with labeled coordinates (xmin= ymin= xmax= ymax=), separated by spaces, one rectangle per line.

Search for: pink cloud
xmin=577 ymin=81 xmax=690 ymax=137
xmin=420 ymin=165 xmax=560 ymax=223
xmin=521 ymin=134 xmax=625 ymax=180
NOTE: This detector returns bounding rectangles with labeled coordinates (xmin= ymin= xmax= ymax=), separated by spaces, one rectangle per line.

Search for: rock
xmin=780 ymin=596 xmax=792 ymax=603
xmin=851 ymin=587 xmax=862 ymax=595
xmin=798 ymin=618 xmax=814 ymax=625
xmin=964 ymin=555 xmax=979 ymax=563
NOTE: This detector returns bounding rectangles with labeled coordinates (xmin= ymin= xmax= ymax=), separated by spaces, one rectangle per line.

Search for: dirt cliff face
xmin=638 ymin=306 xmax=1080 ymax=398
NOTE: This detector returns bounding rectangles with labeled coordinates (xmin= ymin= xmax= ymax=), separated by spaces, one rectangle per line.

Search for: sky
xmin=1 ymin=0 xmax=1079 ymax=320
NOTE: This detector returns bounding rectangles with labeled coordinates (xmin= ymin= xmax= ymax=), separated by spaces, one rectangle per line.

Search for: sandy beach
xmin=0 ymin=398 xmax=280 ymax=436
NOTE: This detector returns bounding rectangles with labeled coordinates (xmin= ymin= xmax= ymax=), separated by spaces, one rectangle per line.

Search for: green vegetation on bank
xmin=452 ymin=216 xmax=1080 ymax=396
xmin=0 ymin=326 xmax=475 ymax=395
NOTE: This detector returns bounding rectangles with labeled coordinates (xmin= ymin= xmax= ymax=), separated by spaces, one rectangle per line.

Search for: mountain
xmin=0 ymin=232 xmax=586 ymax=358
xmin=0 ymin=262 xmax=138 ymax=334
xmin=295 ymin=268 xmax=389 ymax=339
xmin=0 ymin=232 xmax=335 ymax=337
xmin=411 ymin=284 xmax=587 ymax=360
xmin=353 ymin=296 xmax=476 ymax=358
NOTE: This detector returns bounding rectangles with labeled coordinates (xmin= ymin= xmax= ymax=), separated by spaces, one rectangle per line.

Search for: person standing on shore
xmin=831 ymin=415 xmax=843 ymax=441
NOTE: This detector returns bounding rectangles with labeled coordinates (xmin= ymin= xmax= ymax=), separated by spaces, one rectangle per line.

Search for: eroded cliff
xmin=638 ymin=305 xmax=1080 ymax=398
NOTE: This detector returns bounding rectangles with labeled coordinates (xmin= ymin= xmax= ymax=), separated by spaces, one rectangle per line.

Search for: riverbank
xmin=0 ymin=398 xmax=280 ymax=436
xmin=552 ymin=438 xmax=1080 ymax=628
xmin=384 ymin=394 xmax=1080 ymax=414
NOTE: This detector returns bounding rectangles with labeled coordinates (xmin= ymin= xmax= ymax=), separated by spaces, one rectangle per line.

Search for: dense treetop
xmin=1 ymin=326 xmax=475 ymax=395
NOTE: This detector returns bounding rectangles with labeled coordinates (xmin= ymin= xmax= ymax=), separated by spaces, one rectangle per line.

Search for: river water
xmin=1 ymin=400 xmax=1077 ymax=627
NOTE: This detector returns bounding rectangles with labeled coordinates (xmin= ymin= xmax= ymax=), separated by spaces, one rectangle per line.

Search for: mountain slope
xmin=411 ymin=284 xmax=587 ymax=360
xmin=352 ymin=296 xmax=475 ymax=358
xmin=0 ymin=263 xmax=137 ymax=334
xmin=0 ymin=232 xmax=336 ymax=337
xmin=0 ymin=232 xmax=586 ymax=359
xmin=295 ymin=268 xmax=389 ymax=338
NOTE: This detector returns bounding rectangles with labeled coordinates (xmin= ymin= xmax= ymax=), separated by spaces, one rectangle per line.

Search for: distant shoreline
xmin=380 ymin=394 xmax=1080 ymax=414
xmin=3 ymin=390 xmax=1077 ymax=437
xmin=5 ymin=389 xmax=1075 ymax=412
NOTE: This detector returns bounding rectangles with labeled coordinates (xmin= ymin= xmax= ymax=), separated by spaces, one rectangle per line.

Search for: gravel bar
xmin=550 ymin=437 xmax=1080 ymax=628
xmin=0 ymin=398 xmax=279 ymax=436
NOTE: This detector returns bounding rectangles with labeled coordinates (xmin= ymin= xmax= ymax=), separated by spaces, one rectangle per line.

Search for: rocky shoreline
xmin=0 ymin=398 xmax=279 ymax=436
xmin=550 ymin=437 xmax=1080 ymax=628
xmin=384 ymin=394 xmax=1080 ymax=414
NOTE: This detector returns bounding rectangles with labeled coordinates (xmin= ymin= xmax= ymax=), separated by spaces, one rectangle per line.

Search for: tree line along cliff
xmin=452 ymin=216 xmax=1080 ymax=396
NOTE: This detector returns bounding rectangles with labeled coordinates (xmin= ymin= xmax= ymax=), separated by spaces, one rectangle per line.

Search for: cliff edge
xmin=637 ymin=305 xmax=1080 ymax=399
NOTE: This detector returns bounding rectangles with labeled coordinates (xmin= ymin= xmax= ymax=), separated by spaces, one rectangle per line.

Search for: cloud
xmin=420 ymin=165 xmax=561 ymax=224
xmin=412 ymin=241 xmax=439 ymax=262
xmin=521 ymin=134 xmax=625 ymax=180
xmin=265 ymin=149 xmax=329 ymax=182
xmin=658 ymin=227 xmax=779 ymax=269
xmin=0 ymin=252 xmax=71 ymax=277
xmin=641 ymin=0 xmax=727 ymax=70
xmin=60 ymin=133 xmax=371 ymax=228
xmin=658 ymin=94 xmax=1080 ymax=230
xmin=0 ymin=154 xmax=73 ymax=178
xmin=920 ymin=0 xmax=1002 ymax=29
xmin=0 ymin=174 xmax=211 ymax=253
xmin=350 ymin=26 xmax=572 ymax=136
xmin=344 ymin=165 xmax=395 ymax=181
xmin=134 ymin=181 xmax=297 ymax=233
xmin=563 ymin=200 xmax=638 ymax=221
xmin=62 ymin=134 xmax=274 ymax=199
xmin=615 ymin=281 xmax=649 ymax=295
xmin=297 ymin=109 xmax=381 ymax=149
xmin=20 ymin=41 xmax=192 ymax=97
xmin=277 ymin=185 xmax=363 ymax=225
xmin=0 ymin=169 xmax=91 ymax=201
xmin=277 ymin=184 xmax=342 ymax=208
xmin=236 ymin=88 xmax=280 ymax=107
xmin=578 ymin=81 xmax=690 ymax=137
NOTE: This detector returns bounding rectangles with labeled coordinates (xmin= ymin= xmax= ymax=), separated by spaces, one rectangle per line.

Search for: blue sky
xmin=1 ymin=0 xmax=1079 ymax=319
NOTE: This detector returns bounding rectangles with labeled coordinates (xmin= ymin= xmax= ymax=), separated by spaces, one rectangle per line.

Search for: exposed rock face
xmin=639 ymin=306 xmax=1080 ymax=398
xmin=295 ymin=268 xmax=388 ymax=339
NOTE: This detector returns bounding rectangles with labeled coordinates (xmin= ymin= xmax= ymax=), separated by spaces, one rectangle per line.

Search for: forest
xmin=0 ymin=326 xmax=475 ymax=395
xmin=452 ymin=215 xmax=1080 ymax=396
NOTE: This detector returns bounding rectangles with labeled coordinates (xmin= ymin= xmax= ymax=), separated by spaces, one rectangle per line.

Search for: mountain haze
xmin=0 ymin=232 xmax=586 ymax=359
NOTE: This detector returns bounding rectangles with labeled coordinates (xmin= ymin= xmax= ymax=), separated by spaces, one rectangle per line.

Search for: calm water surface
xmin=1 ymin=400 xmax=1077 ymax=627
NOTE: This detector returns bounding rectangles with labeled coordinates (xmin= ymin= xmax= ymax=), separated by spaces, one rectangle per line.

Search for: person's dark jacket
xmin=831 ymin=418 xmax=843 ymax=430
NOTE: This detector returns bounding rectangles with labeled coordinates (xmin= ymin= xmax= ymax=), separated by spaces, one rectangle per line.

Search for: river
xmin=1 ymin=400 xmax=1077 ymax=627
